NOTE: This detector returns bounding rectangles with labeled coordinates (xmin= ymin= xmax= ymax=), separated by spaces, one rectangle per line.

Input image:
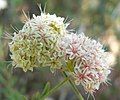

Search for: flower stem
xmin=42 ymin=77 xmax=68 ymax=99
xmin=62 ymin=71 xmax=84 ymax=100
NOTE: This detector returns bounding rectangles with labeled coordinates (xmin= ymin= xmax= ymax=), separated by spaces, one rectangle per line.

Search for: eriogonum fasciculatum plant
xmin=8 ymin=6 xmax=111 ymax=100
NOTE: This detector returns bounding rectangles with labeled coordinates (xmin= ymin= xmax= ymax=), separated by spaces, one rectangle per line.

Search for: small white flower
xmin=58 ymin=33 xmax=82 ymax=59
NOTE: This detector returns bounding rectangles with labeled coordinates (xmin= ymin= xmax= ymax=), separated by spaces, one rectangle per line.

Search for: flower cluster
xmin=9 ymin=9 xmax=111 ymax=94
xmin=58 ymin=33 xmax=111 ymax=94
xmin=9 ymin=32 xmax=42 ymax=72
xmin=9 ymin=12 xmax=68 ymax=72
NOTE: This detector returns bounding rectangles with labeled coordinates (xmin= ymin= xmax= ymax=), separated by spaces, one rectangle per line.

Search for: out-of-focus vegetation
xmin=0 ymin=0 xmax=120 ymax=100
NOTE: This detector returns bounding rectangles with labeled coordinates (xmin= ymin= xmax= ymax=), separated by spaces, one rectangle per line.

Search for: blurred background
xmin=0 ymin=0 xmax=120 ymax=100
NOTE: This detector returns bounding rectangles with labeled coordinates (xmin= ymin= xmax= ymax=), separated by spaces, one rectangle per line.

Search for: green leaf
xmin=41 ymin=82 xmax=50 ymax=96
xmin=31 ymin=82 xmax=51 ymax=100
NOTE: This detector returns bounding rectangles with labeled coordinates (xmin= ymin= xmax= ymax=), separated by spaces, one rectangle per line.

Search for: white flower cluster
xmin=58 ymin=33 xmax=111 ymax=94
xmin=9 ymin=10 xmax=111 ymax=94
xmin=9 ymin=32 xmax=42 ymax=72
xmin=9 ymin=12 xmax=69 ymax=72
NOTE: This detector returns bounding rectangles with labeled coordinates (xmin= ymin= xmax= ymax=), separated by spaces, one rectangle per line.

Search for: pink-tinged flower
xmin=58 ymin=33 xmax=82 ymax=59
xmin=22 ymin=13 xmax=69 ymax=36
xmin=59 ymin=32 xmax=111 ymax=94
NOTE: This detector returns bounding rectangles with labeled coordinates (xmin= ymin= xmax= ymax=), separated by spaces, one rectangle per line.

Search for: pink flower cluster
xmin=58 ymin=33 xmax=111 ymax=94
